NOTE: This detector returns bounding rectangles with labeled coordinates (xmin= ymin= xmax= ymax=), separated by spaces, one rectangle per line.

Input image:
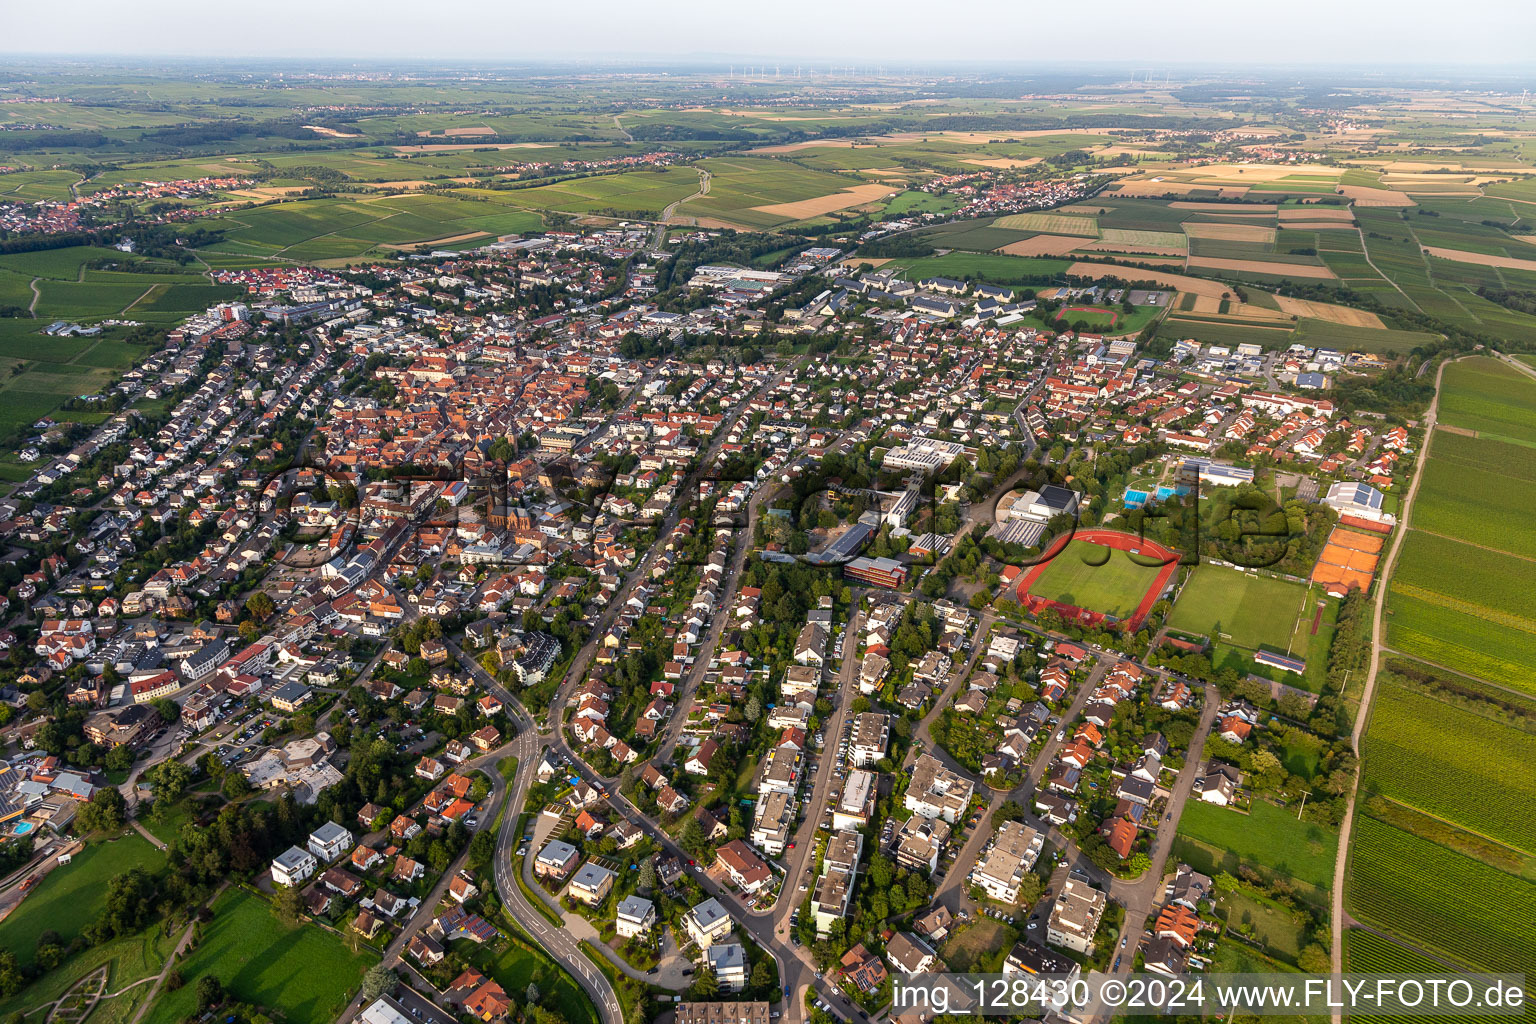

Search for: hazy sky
xmin=7 ymin=0 xmax=1536 ymax=67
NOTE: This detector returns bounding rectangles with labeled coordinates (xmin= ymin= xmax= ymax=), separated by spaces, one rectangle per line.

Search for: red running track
xmin=1013 ymin=528 xmax=1178 ymax=633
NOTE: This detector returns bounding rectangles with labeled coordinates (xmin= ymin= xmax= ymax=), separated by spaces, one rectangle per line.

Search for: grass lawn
xmin=939 ymin=918 xmax=1017 ymax=972
xmin=0 ymin=832 xmax=166 ymax=964
xmin=1174 ymin=799 xmax=1337 ymax=892
xmin=1219 ymin=886 xmax=1307 ymax=962
xmin=141 ymin=887 xmax=376 ymax=1024
xmin=1023 ymin=538 xmax=1166 ymax=620
xmin=138 ymin=800 xmax=199 ymax=847
xmin=0 ymin=927 xmax=174 ymax=1024
xmin=1168 ymin=567 xmax=1314 ymax=651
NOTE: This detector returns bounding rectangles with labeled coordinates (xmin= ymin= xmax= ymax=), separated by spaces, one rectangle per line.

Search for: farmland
xmin=1342 ymin=930 xmax=1483 ymax=1024
xmin=1174 ymin=799 xmax=1338 ymax=894
xmin=1361 ymin=677 xmax=1536 ymax=853
xmin=202 ymin=192 xmax=549 ymax=262
xmin=1434 ymin=358 xmax=1536 ymax=444
xmin=140 ymin=887 xmax=376 ymax=1024
xmin=1382 ymin=357 xmax=1536 ymax=696
xmin=1346 ymin=816 xmax=1536 ymax=975
xmin=674 ymin=157 xmax=882 ymax=229
xmin=1411 ymin=429 xmax=1536 ymax=558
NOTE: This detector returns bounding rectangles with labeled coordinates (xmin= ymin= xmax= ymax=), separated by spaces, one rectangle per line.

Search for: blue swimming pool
xmin=1123 ymin=488 xmax=1148 ymax=508
xmin=12 ymin=822 xmax=34 ymax=835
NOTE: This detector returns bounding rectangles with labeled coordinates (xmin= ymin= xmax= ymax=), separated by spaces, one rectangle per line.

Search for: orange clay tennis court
xmin=1310 ymin=526 xmax=1385 ymax=595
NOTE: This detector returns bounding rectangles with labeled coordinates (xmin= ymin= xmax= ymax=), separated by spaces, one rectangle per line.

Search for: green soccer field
xmin=1168 ymin=565 xmax=1315 ymax=652
xmin=1025 ymin=539 xmax=1166 ymax=619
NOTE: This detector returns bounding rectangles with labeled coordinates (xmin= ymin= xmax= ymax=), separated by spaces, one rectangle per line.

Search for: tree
xmin=273 ymin=883 xmax=303 ymax=924
xmin=637 ymin=857 xmax=659 ymax=893
xmin=468 ymin=832 xmax=496 ymax=873
xmin=689 ymin=966 xmax=719 ymax=1000
xmin=151 ymin=698 xmax=180 ymax=725
xmin=104 ymin=743 xmax=135 ymax=774
xmin=679 ymin=816 xmax=707 ymax=856
xmin=1298 ymin=944 xmax=1331 ymax=973
xmin=196 ymin=976 xmax=224 ymax=1012
xmin=77 ymin=787 xmax=127 ymax=833
xmin=744 ymin=695 xmax=761 ymax=723
xmin=222 ymin=771 xmax=252 ymax=799
xmin=0 ymin=951 xmax=24 ymax=997
xmin=526 ymin=982 xmax=541 ymax=1006
xmin=362 ymin=964 xmax=396 ymax=1002
xmin=147 ymin=759 xmax=193 ymax=804
xmin=246 ymin=591 xmax=276 ymax=622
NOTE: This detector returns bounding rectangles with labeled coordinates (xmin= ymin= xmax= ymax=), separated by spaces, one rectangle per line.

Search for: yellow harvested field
xmin=1273 ymin=296 xmax=1385 ymax=328
xmin=1186 ymin=163 xmax=1343 ymax=184
xmin=378 ymin=231 xmax=493 ymax=250
xmin=226 ymin=186 xmax=313 ymax=199
xmin=751 ymin=183 xmax=899 ymax=220
xmin=1278 ymin=207 xmax=1355 ymax=222
xmin=1337 ymin=185 xmax=1415 ymax=207
xmin=392 ymin=142 xmax=554 ymax=153
xmin=1187 ymin=256 xmax=1337 ymax=278
xmin=1169 ymin=201 xmax=1277 ymax=214
xmin=994 ymin=212 xmax=1099 ymax=236
xmin=1065 ymin=263 xmax=1234 ymax=299
xmin=840 ymin=256 xmax=892 ymax=269
xmin=360 ymin=178 xmax=478 ymax=190
xmin=964 ymin=157 xmax=1041 ymax=169
xmin=873 ymin=128 xmax=1117 ymax=144
xmin=996 ymin=236 xmax=1084 ymax=257
xmin=751 ymin=139 xmax=859 ymax=154
xmin=1283 ymin=222 xmax=1360 ymax=231
xmin=1421 ymin=247 xmax=1536 ymax=273
xmin=416 ymin=126 xmax=496 ymax=137
xmin=1183 ymin=222 xmax=1277 ymax=243
xmin=1076 ymin=240 xmax=1186 ymax=257
xmin=303 ymin=125 xmax=361 ymax=138
xmin=1111 ymin=180 xmax=1241 ymax=197
xmin=1513 ymin=235 xmax=1536 ymax=246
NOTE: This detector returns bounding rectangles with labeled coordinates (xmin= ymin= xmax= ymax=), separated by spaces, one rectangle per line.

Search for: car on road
xmin=1113 ymin=956 xmax=1121 ymax=970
